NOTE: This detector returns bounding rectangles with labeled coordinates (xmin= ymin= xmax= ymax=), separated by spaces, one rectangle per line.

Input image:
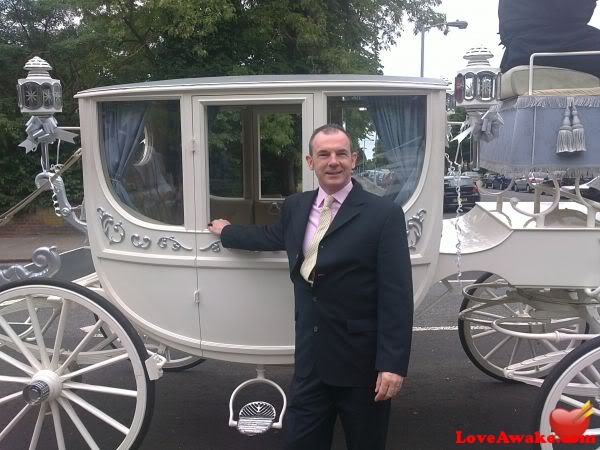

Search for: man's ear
xmin=305 ymin=154 xmax=314 ymax=170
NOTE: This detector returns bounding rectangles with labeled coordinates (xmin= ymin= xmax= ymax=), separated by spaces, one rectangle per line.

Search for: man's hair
xmin=308 ymin=123 xmax=353 ymax=155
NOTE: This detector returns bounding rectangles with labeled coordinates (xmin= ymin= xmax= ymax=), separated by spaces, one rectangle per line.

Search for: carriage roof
xmin=75 ymin=74 xmax=449 ymax=97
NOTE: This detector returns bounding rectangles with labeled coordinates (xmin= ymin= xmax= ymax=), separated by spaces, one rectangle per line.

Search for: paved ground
xmin=0 ymin=230 xmax=87 ymax=263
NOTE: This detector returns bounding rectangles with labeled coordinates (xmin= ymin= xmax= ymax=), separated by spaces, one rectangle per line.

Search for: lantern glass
xmin=53 ymin=84 xmax=62 ymax=109
xmin=478 ymin=72 xmax=496 ymax=101
xmin=22 ymin=82 xmax=42 ymax=109
xmin=464 ymin=72 xmax=476 ymax=101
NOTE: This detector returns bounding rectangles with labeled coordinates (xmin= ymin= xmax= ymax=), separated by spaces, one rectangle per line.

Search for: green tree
xmin=0 ymin=0 xmax=447 ymax=212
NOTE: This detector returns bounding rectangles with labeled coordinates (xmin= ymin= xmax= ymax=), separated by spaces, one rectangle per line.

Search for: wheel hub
xmin=22 ymin=380 xmax=50 ymax=405
xmin=22 ymin=370 xmax=61 ymax=405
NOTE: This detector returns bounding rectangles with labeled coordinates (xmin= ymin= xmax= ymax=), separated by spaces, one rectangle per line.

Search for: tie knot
xmin=323 ymin=195 xmax=335 ymax=209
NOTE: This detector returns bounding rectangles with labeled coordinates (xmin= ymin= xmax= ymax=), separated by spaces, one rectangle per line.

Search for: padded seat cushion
xmin=499 ymin=65 xmax=600 ymax=100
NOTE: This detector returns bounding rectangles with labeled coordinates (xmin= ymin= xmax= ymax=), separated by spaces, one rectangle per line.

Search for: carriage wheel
xmin=459 ymin=273 xmax=587 ymax=383
xmin=0 ymin=279 xmax=154 ymax=450
xmin=533 ymin=335 xmax=600 ymax=449
xmin=96 ymin=317 xmax=205 ymax=372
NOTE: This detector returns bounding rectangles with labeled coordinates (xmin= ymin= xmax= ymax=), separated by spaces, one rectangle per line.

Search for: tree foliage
xmin=0 ymin=0 xmax=445 ymax=211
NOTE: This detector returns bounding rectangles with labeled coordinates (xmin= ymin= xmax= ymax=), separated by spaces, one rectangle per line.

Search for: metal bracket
xmin=144 ymin=352 xmax=167 ymax=381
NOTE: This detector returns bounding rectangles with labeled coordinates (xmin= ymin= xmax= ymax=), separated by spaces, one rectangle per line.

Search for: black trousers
xmin=283 ymin=369 xmax=391 ymax=450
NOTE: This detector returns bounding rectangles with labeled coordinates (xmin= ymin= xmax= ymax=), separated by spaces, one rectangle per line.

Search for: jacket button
xmin=313 ymin=326 xmax=318 ymax=333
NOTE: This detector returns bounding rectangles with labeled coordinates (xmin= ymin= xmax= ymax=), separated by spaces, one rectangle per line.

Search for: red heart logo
xmin=549 ymin=408 xmax=590 ymax=439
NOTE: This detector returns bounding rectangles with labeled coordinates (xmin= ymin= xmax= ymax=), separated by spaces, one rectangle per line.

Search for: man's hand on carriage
xmin=374 ymin=371 xmax=404 ymax=401
xmin=208 ymin=219 xmax=231 ymax=236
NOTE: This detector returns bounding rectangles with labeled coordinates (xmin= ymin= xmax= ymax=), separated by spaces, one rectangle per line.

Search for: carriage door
xmin=192 ymin=94 xmax=313 ymax=362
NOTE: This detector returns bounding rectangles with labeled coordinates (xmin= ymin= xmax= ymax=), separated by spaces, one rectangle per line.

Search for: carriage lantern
xmin=17 ymin=56 xmax=63 ymax=116
xmin=453 ymin=47 xmax=500 ymax=169
xmin=16 ymin=56 xmax=76 ymax=173
xmin=454 ymin=46 xmax=500 ymax=111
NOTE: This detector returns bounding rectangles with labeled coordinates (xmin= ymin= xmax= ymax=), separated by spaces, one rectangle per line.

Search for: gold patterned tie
xmin=301 ymin=195 xmax=335 ymax=282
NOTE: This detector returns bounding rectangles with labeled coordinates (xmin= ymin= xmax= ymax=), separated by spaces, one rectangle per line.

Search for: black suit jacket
xmin=221 ymin=180 xmax=413 ymax=386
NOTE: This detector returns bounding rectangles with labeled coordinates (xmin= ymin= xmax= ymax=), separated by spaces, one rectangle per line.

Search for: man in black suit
xmin=209 ymin=124 xmax=413 ymax=450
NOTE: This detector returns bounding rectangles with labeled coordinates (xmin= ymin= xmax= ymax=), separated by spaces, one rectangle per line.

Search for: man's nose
xmin=327 ymin=154 xmax=339 ymax=165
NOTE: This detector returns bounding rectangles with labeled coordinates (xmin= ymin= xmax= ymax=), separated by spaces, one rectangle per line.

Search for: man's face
xmin=306 ymin=130 xmax=357 ymax=194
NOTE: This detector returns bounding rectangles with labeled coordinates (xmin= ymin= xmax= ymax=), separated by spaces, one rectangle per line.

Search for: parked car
xmin=513 ymin=171 xmax=548 ymax=192
xmin=443 ymin=175 xmax=480 ymax=210
xmin=486 ymin=174 xmax=512 ymax=190
xmin=560 ymin=175 xmax=600 ymax=202
xmin=462 ymin=171 xmax=481 ymax=183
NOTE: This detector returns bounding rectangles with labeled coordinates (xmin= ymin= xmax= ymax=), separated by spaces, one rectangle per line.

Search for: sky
xmin=381 ymin=0 xmax=600 ymax=83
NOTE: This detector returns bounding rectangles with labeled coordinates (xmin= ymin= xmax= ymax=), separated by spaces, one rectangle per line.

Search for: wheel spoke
xmin=0 ymin=375 xmax=30 ymax=384
xmin=57 ymin=397 xmax=101 ymax=450
xmin=0 ymin=390 xmax=25 ymax=406
xmin=508 ymin=336 xmax=521 ymax=366
xmin=63 ymin=381 xmax=138 ymax=398
xmin=527 ymin=339 xmax=539 ymax=359
xmin=26 ymin=298 xmax=50 ymax=367
xmin=470 ymin=328 xmax=496 ymax=340
xmin=482 ymin=287 xmax=506 ymax=300
xmin=501 ymin=303 xmax=519 ymax=315
xmin=0 ymin=314 xmax=41 ymax=371
xmin=56 ymin=319 xmax=104 ymax=376
xmin=50 ymin=400 xmax=66 ymax=450
xmin=539 ymin=339 xmax=560 ymax=354
xmin=62 ymin=390 xmax=130 ymax=435
xmin=88 ymin=332 xmax=119 ymax=352
xmin=466 ymin=310 xmax=506 ymax=321
xmin=0 ymin=347 xmax=36 ymax=376
xmin=51 ymin=300 xmax=70 ymax=371
xmin=29 ymin=402 xmax=47 ymax=450
xmin=484 ymin=335 xmax=512 ymax=359
xmin=0 ymin=404 xmax=31 ymax=441
xmin=59 ymin=353 xmax=129 ymax=381
xmin=558 ymin=394 xmax=592 ymax=410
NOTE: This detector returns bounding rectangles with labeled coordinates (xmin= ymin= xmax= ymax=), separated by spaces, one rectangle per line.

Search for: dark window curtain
xmin=101 ymin=103 xmax=148 ymax=206
xmin=367 ymin=96 xmax=426 ymax=205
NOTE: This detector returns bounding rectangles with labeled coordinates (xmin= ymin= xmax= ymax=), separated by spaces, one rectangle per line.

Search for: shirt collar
xmin=316 ymin=179 xmax=353 ymax=207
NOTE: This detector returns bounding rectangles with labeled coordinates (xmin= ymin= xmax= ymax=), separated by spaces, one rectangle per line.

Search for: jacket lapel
xmin=324 ymin=179 xmax=365 ymax=238
xmin=291 ymin=190 xmax=318 ymax=252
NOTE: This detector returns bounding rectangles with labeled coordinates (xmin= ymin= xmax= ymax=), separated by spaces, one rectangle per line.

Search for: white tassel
xmin=556 ymin=102 xmax=574 ymax=153
xmin=570 ymin=104 xmax=586 ymax=152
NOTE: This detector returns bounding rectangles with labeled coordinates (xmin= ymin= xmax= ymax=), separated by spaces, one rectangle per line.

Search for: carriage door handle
xmin=268 ymin=202 xmax=281 ymax=216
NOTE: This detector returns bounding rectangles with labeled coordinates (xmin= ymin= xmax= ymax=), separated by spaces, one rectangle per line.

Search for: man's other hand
xmin=374 ymin=371 xmax=404 ymax=401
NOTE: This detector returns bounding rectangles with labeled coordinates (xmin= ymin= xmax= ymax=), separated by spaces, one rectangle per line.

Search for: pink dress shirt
xmin=302 ymin=181 xmax=353 ymax=256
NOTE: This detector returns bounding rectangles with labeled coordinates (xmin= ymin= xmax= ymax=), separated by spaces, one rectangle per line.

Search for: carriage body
xmin=75 ymin=75 xmax=448 ymax=364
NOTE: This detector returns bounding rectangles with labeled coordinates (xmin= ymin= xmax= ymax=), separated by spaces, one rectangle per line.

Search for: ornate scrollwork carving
xmin=406 ymin=209 xmax=426 ymax=250
xmin=131 ymin=234 xmax=151 ymax=249
xmin=0 ymin=247 xmax=61 ymax=286
xmin=97 ymin=207 xmax=125 ymax=245
xmin=199 ymin=240 xmax=221 ymax=253
xmin=157 ymin=236 xmax=193 ymax=252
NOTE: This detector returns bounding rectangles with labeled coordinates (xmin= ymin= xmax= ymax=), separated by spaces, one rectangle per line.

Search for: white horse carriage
xmin=2 ymin=51 xmax=600 ymax=448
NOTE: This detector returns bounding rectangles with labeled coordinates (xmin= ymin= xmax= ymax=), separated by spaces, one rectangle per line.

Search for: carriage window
xmin=99 ymin=100 xmax=183 ymax=225
xmin=207 ymin=104 xmax=303 ymax=225
xmin=207 ymin=107 xmax=244 ymax=198
xmin=327 ymin=95 xmax=426 ymax=205
xmin=259 ymin=112 xmax=302 ymax=199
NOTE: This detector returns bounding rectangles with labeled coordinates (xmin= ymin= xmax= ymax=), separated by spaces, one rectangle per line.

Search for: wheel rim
xmin=459 ymin=274 xmax=587 ymax=382
xmin=0 ymin=282 xmax=151 ymax=450
xmin=536 ymin=340 xmax=600 ymax=449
